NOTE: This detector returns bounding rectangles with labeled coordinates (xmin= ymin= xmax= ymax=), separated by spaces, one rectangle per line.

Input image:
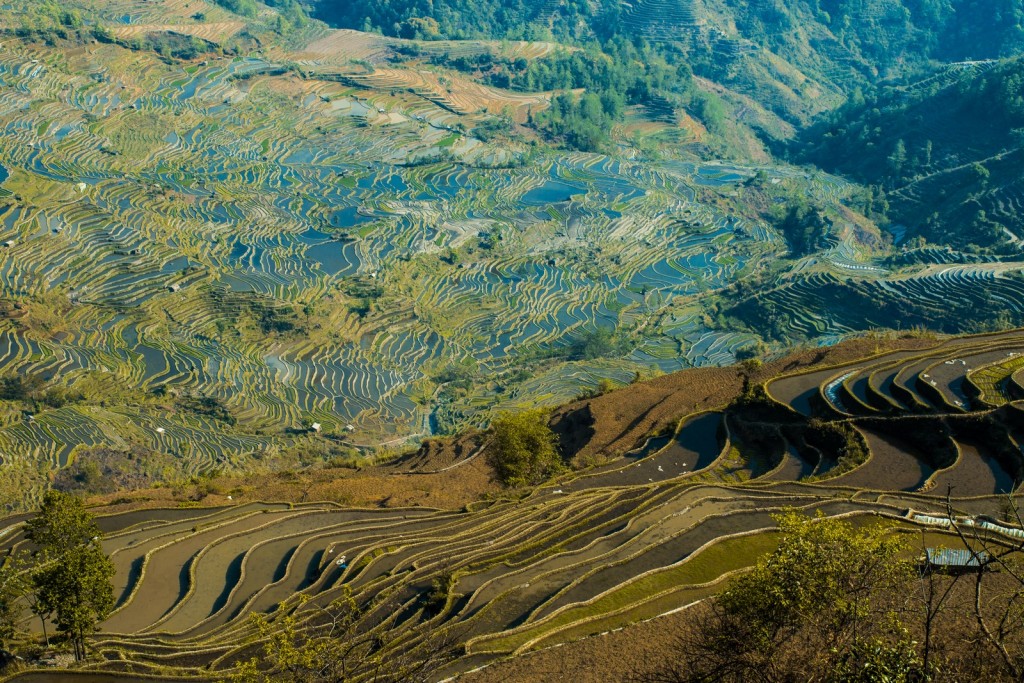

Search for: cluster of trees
xmin=5 ymin=1 xmax=85 ymax=34
xmin=178 ymin=393 xmax=237 ymax=425
xmin=773 ymin=200 xmax=831 ymax=258
xmin=532 ymin=92 xmax=619 ymax=152
xmin=0 ymin=492 xmax=115 ymax=662
xmin=437 ymin=42 xmax=689 ymax=101
xmin=711 ymin=0 xmax=1024 ymax=94
xmin=449 ymin=41 xmax=694 ymax=150
xmin=568 ymin=328 xmax=630 ymax=361
xmin=795 ymin=56 xmax=1024 ymax=251
xmin=313 ymin=0 xmax=621 ymax=43
xmin=121 ymin=32 xmax=219 ymax=61
xmin=635 ymin=507 xmax=1024 ymax=682
xmin=317 ymin=0 xmax=1016 ymax=60
xmin=214 ymin=0 xmax=310 ymax=26
xmin=0 ymin=372 xmax=85 ymax=410
xmin=316 ymin=0 xmax=719 ymax=150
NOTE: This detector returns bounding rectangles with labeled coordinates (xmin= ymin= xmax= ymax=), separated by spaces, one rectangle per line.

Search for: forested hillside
xmin=313 ymin=0 xmax=1024 ymax=104
xmin=314 ymin=0 xmax=1024 ymax=60
xmin=795 ymin=56 xmax=1024 ymax=251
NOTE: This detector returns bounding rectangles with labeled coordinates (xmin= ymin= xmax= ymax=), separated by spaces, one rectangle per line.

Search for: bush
xmin=489 ymin=409 xmax=564 ymax=487
xmin=0 ymin=373 xmax=43 ymax=401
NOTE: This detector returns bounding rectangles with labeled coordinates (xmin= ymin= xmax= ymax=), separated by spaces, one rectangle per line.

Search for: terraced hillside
xmin=0 ymin=1 xmax=891 ymax=507
xmin=2 ymin=331 xmax=1024 ymax=681
xmin=1 ymin=2 xmax=1023 ymax=511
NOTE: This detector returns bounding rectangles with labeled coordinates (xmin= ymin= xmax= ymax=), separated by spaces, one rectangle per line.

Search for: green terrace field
xmin=0 ymin=15 xmax=789 ymax=496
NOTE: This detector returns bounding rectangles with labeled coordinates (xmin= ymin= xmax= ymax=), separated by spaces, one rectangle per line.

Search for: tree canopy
xmin=638 ymin=511 xmax=919 ymax=682
xmin=489 ymin=408 xmax=564 ymax=487
xmin=24 ymin=491 xmax=115 ymax=661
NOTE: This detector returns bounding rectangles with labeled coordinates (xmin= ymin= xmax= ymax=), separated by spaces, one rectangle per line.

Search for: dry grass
xmin=109 ymin=22 xmax=246 ymax=44
xmin=87 ymin=433 xmax=498 ymax=513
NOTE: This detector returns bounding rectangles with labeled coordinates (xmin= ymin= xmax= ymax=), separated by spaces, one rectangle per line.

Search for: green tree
xmin=489 ymin=409 xmax=563 ymax=487
xmin=570 ymin=328 xmax=620 ymax=360
xmin=775 ymin=201 xmax=829 ymax=257
xmin=0 ymin=552 xmax=27 ymax=650
xmin=635 ymin=510 xmax=919 ymax=682
xmin=888 ymin=138 xmax=907 ymax=177
xmin=25 ymin=491 xmax=114 ymax=661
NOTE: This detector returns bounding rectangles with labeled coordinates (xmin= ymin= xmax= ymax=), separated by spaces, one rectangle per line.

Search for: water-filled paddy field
xmin=0 ymin=29 xmax=1017 ymax=489
xmin=0 ymin=37 xmax=811 ymax=465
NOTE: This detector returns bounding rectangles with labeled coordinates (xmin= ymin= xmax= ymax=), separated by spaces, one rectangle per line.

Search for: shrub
xmin=489 ymin=409 xmax=564 ymax=487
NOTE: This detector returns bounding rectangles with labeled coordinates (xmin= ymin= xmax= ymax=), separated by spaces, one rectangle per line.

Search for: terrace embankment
xmin=5 ymin=330 xmax=1024 ymax=681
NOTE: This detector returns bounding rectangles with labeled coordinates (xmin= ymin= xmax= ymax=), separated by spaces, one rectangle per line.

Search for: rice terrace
xmin=1 ymin=0 xmax=1024 ymax=680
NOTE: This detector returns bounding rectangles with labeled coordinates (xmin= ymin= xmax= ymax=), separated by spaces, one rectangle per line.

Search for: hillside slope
xmin=5 ymin=329 xmax=1024 ymax=680
xmin=795 ymin=56 xmax=1024 ymax=251
xmin=313 ymin=0 xmax=1024 ymax=126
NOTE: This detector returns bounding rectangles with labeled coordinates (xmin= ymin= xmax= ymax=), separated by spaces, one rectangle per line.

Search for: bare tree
xmin=226 ymin=589 xmax=460 ymax=683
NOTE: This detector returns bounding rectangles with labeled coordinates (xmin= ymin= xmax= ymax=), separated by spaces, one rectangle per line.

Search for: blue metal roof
xmin=926 ymin=547 xmax=990 ymax=567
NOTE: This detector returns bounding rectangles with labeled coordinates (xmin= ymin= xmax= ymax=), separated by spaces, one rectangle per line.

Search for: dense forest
xmin=718 ymin=0 xmax=1024 ymax=68
xmin=313 ymin=0 xmax=1024 ymax=56
xmin=313 ymin=0 xmax=1024 ymax=79
xmin=311 ymin=0 xmax=1024 ymax=150
xmin=312 ymin=0 xmax=617 ymax=42
xmin=412 ymin=40 xmax=699 ymax=150
xmin=795 ymin=56 xmax=1024 ymax=251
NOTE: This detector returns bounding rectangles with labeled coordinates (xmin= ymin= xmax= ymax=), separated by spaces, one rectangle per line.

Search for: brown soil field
xmin=869 ymin=363 xmax=912 ymax=410
xmin=1011 ymin=367 xmax=1024 ymax=398
xmin=102 ymin=503 xmax=295 ymax=609
xmin=535 ymin=498 xmax=873 ymax=625
xmin=828 ymin=427 xmax=932 ymax=491
xmin=297 ymin=29 xmax=394 ymax=64
xmin=176 ymin=508 xmax=438 ymax=637
xmin=845 ymin=372 xmax=878 ymax=412
xmin=239 ymin=512 xmax=470 ymax=615
xmin=763 ymin=441 xmax=815 ymax=481
xmin=154 ymin=508 xmax=380 ymax=633
xmin=557 ymin=334 xmax=942 ymax=466
xmin=87 ymin=0 xmax=234 ymax=24
xmin=456 ymin=605 xmax=714 ymax=683
xmin=328 ymin=67 xmax=550 ymax=119
xmin=770 ymin=365 xmax=859 ymax=415
xmin=928 ymin=440 xmax=1014 ymax=497
xmin=565 ymin=412 xmax=724 ymax=490
xmin=95 ymin=505 xmax=233 ymax=534
xmin=893 ymin=356 xmax=953 ymax=410
xmin=102 ymin=510 xmax=302 ymax=633
xmin=924 ymin=347 xmax=1023 ymax=409
xmin=763 ymin=336 xmax=1013 ymax=416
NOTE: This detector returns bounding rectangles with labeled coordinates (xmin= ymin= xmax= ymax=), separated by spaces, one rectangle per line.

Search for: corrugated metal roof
xmin=925 ymin=547 xmax=990 ymax=567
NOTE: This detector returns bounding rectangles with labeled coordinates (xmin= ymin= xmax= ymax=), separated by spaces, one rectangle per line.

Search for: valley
xmin=4 ymin=330 xmax=1024 ymax=680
